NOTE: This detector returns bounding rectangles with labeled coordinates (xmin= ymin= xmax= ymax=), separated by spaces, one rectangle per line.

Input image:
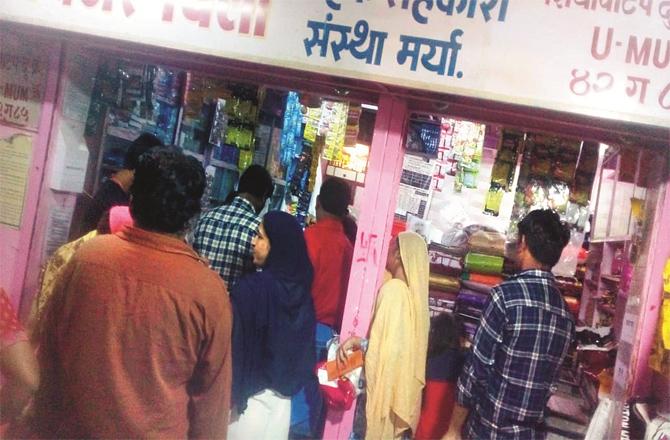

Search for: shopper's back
xmin=32 ymin=148 xmax=232 ymax=439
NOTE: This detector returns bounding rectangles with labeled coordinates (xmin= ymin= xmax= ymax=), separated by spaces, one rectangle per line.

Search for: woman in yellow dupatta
xmin=339 ymin=232 xmax=430 ymax=439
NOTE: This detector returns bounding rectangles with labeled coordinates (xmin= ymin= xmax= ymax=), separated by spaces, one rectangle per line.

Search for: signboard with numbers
xmin=1 ymin=0 xmax=669 ymax=128
xmin=0 ymin=33 xmax=49 ymax=131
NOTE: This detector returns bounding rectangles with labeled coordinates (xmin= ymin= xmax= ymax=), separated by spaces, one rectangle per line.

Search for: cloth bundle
xmin=468 ymin=230 xmax=506 ymax=257
xmin=429 ymin=290 xmax=457 ymax=315
xmin=429 ymin=274 xmax=460 ymax=293
xmin=464 ymin=253 xmax=504 ymax=276
xmin=457 ymin=289 xmax=489 ymax=309
xmin=460 ymin=279 xmax=492 ymax=295
xmin=461 ymin=272 xmax=504 ymax=286
xmin=428 ymin=245 xmax=463 ymax=277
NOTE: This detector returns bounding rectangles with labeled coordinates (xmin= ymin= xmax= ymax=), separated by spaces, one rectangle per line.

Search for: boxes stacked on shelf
xmin=457 ymin=230 xmax=507 ymax=341
xmin=555 ymin=247 xmax=587 ymax=320
xmin=427 ymin=243 xmax=462 ymax=318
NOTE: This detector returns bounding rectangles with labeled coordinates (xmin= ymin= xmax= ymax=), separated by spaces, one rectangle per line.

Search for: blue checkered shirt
xmin=457 ymin=269 xmax=575 ymax=440
xmin=192 ymin=197 xmax=260 ymax=290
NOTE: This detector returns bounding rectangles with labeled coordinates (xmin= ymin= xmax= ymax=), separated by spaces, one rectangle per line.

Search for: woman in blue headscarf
xmin=228 ymin=211 xmax=316 ymax=440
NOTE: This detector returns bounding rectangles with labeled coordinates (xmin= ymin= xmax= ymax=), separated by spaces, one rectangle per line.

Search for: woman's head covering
xmin=230 ymin=211 xmax=316 ymax=413
xmin=262 ymin=211 xmax=314 ymax=293
xmin=364 ymin=231 xmax=430 ymax=437
xmin=398 ymin=230 xmax=430 ymax=389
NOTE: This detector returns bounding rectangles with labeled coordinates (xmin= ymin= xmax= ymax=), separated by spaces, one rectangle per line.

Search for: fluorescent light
xmin=361 ymin=103 xmax=378 ymax=111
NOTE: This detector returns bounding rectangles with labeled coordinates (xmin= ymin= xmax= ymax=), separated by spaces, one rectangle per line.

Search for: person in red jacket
xmin=305 ymin=177 xmax=354 ymax=347
xmin=291 ymin=177 xmax=354 ymax=438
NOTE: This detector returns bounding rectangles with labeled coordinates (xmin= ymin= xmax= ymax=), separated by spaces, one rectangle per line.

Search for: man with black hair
xmin=445 ymin=209 xmax=575 ymax=440
xmin=192 ymin=164 xmax=274 ymax=289
xmin=34 ymin=147 xmax=232 ymax=439
xmin=81 ymin=132 xmax=163 ymax=234
xmin=305 ymin=177 xmax=354 ymax=337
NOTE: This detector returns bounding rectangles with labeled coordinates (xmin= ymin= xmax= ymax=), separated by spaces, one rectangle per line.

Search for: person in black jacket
xmin=80 ymin=133 xmax=162 ymax=234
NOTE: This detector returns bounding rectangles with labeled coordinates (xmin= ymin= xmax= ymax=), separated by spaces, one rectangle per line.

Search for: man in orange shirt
xmin=291 ymin=177 xmax=354 ymax=438
xmin=33 ymin=147 xmax=233 ymax=439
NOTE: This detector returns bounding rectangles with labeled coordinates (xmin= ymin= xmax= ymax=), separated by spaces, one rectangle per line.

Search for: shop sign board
xmin=1 ymin=0 xmax=669 ymax=128
xmin=0 ymin=33 xmax=49 ymax=131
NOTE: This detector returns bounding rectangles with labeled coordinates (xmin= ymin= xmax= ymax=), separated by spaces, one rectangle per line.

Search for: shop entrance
xmin=382 ymin=110 xmax=668 ymax=439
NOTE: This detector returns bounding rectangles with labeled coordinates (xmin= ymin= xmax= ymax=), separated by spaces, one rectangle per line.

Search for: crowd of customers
xmin=0 ymin=133 xmax=576 ymax=440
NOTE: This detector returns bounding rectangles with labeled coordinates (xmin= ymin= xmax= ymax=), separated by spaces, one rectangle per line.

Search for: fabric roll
xmin=429 ymin=274 xmax=460 ymax=293
xmin=460 ymin=280 xmax=492 ymax=295
xmin=461 ymin=272 xmax=504 ymax=287
xmin=429 ymin=263 xmax=462 ymax=278
xmin=464 ymin=253 xmax=504 ymax=275
xmin=457 ymin=289 xmax=489 ymax=308
xmin=468 ymin=231 xmax=506 ymax=257
xmin=429 ymin=290 xmax=459 ymax=302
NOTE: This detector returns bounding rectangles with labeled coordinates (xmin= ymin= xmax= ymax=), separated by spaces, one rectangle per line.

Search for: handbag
xmin=316 ymin=361 xmax=356 ymax=410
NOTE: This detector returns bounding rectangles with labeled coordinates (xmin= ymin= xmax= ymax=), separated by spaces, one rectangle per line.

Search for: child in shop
xmin=414 ymin=313 xmax=467 ymax=440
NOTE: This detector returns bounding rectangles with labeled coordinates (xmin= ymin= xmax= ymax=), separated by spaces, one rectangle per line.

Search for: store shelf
xmin=597 ymin=302 xmax=616 ymax=316
xmin=584 ymin=279 xmax=598 ymax=289
xmin=106 ymin=126 xmax=141 ymax=142
xmin=600 ymin=274 xmax=621 ymax=284
xmin=209 ymin=158 xmax=238 ymax=171
xmin=590 ymin=236 xmax=632 ymax=244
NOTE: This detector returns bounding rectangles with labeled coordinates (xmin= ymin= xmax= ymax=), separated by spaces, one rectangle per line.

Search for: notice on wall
xmin=0 ymin=34 xmax=49 ymax=131
xmin=44 ymin=200 xmax=76 ymax=259
xmin=0 ymin=133 xmax=33 ymax=228
xmin=50 ymin=119 xmax=90 ymax=193
xmin=396 ymin=154 xmax=436 ymax=220
xmin=619 ymin=308 xmax=639 ymax=345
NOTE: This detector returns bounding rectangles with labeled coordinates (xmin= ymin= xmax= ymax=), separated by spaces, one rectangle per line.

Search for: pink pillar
xmin=631 ymin=179 xmax=670 ymax=394
xmin=0 ymin=37 xmax=61 ymax=312
xmin=322 ymin=95 xmax=407 ymax=440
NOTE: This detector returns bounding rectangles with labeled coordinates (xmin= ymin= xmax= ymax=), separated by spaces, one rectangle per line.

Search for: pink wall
xmin=322 ymin=95 xmax=407 ymax=440
xmin=0 ymin=37 xmax=61 ymax=313
xmin=631 ymin=180 xmax=670 ymax=395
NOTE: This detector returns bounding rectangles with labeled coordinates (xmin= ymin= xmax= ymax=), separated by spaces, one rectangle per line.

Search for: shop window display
xmin=63 ymin=52 xmax=376 ymax=239
xmin=390 ymin=111 xmax=668 ymax=439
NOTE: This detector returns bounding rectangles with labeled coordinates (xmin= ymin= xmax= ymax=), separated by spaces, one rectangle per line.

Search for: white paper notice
xmin=395 ymin=154 xmax=436 ymax=219
xmin=50 ymin=119 xmax=89 ymax=193
xmin=619 ymin=308 xmax=638 ymax=345
xmin=44 ymin=200 xmax=76 ymax=259
xmin=0 ymin=133 xmax=33 ymax=228
xmin=612 ymin=357 xmax=629 ymax=393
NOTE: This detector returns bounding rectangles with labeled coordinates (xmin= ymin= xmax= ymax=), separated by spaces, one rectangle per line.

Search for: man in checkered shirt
xmin=445 ymin=210 xmax=575 ymax=440
xmin=192 ymin=165 xmax=274 ymax=290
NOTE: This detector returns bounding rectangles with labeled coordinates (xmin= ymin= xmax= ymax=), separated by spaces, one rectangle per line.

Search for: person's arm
xmin=443 ymin=404 xmax=469 ymax=440
xmin=0 ymin=339 xmax=39 ymax=422
xmin=446 ymin=288 xmax=506 ymax=439
xmin=337 ymin=336 xmax=366 ymax=365
xmin=0 ymin=287 xmax=39 ymax=422
xmin=187 ymin=290 xmax=233 ymax=439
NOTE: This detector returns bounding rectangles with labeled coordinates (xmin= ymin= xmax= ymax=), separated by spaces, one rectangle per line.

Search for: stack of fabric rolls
xmin=427 ymin=243 xmax=463 ymax=318
xmin=457 ymin=230 xmax=507 ymax=341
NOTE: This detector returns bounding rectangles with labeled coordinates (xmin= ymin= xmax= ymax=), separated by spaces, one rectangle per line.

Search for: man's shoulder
xmin=74 ymin=233 xmax=123 ymax=259
xmin=94 ymin=179 xmax=127 ymax=202
xmin=495 ymin=274 xmax=574 ymax=320
xmin=202 ymin=204 xmax=258 ymax=224
xmin=76 ymin=234 xmax=228 ymax=297
xmin=306 ymin=225 xmax=353 ymax=248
